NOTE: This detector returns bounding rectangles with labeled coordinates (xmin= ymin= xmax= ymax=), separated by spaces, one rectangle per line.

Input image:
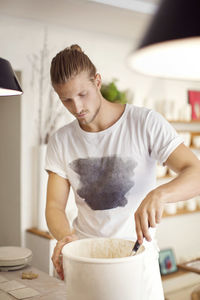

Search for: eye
xmin=80 ymin=92 xmax=87 ymax=97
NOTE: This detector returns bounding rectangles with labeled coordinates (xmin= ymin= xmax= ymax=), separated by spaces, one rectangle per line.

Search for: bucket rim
xmin=62 ymin=237 xmax=146 ymax=264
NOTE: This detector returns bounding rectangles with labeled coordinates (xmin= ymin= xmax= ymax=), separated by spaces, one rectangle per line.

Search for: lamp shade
xmin=129 ymin=0 xmax=200 ymax=80
xmin=0 ymin=58 xmax=23 ymax=96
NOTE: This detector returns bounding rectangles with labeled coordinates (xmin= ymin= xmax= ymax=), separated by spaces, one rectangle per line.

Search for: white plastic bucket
xmin=62 ymin=238 xmax=163 ymax=300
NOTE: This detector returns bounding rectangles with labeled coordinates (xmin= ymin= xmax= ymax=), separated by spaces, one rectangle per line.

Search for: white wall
xmin=0 ymin=12 xmax=200 ymax=263
xmin=156 ymin=212 xmax=200 ymax=264
xmin=0 ymin=14 xmax=143 ymax=246
xmin=0 ymin=91 xmax=21 ymax=246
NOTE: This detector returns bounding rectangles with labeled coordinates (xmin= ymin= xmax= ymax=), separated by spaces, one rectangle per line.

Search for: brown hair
xmin=50 ymin=44 xmax=97 ymax=84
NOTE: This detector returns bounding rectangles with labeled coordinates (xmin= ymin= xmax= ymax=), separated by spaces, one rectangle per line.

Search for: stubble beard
xmin=78 ymin=99 xmax=102 ymax=126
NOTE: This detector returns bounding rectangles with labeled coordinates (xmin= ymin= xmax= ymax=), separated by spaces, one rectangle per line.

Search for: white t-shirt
xmin=45 ymin=104 xmax=183 ymax=241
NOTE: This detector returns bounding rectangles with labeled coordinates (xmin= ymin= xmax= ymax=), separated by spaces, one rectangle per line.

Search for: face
xmin=53 ymin=71 xmax=102 ymax=126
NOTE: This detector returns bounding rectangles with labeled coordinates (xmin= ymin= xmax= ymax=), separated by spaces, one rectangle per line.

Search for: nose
xmin=73 ymin=99 xmax=83 ymax=114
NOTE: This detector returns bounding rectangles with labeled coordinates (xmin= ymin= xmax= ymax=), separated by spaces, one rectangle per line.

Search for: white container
xmin=156 ymin=164 xmax=167 ymax=178
xmin=179 ymin=131 xmax=191 ymax=147
xmin=185 ymin=198 xmax=197 ymax=211
xmin=177 ymin=201 xmax=185 ymax=210
xmin=192 ymin=135 xmax=200 ymax=148
xmin=36 ymin=144 xmax=49 ymax=232
xmin=164 ymin=202 xmax=177 ymax=215
xmin=62 ymin=238 xmax=163 ymax=300
xmin=196 ymin=196 xmax=200 ymax=208
xmin=168 ymin=168 xmax=177 ymax=177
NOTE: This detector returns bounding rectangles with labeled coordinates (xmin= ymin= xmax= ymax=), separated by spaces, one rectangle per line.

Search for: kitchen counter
xmin=0 ymin=265 xmax=67 ymax=299
xmin=162 ymin=268 xmax=200 ymax=300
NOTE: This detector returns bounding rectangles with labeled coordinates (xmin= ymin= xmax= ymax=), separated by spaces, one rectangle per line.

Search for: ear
xmin=94 ymin=73 xmax=102 ymax=90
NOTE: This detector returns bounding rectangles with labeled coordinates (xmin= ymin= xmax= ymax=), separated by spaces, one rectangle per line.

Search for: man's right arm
xmin=45 ymin=171 xmax=73 ymax=241
xmin=45 ymin=171 xmax=77 ymax=279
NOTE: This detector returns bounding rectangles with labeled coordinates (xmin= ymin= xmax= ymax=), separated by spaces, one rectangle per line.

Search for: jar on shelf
xmin=192 ymin=135 xmax=200 ymax=148
xmin=178 ymin=131 xmax=191 ymax=147
xmin=185 ymin=198 xmax=197 ymax=211
xmin=176 ymin=201 xmax=185 ymax=210
xmin=168 ymin=168 xmax=177 ymax=177
xmin=195 ymin=196 xmax=200 ymax=208
xmin=164 ymin=202 xmax=177 ymax=215
xmin=156 ymin=164 xmax=168 ymax=178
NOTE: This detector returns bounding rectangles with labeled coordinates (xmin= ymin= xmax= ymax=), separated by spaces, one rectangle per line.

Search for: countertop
xmin=0 ymin=265 xmax=67 ymax=299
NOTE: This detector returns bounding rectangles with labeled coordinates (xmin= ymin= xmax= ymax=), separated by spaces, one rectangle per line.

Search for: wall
xmin=156 ymin=212 xmax=200 ymax=263
xmin=0 ymin=75 xmax=21 ymax=246
xmin=0 ymin=13 xmax=143 ymax=247
xmin=0 ymin=12 xmax=200 ymax=263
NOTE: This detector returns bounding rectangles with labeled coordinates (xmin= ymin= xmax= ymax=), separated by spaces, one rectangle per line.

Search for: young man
xmin=45 ymin=45 xmax=200 ymax=293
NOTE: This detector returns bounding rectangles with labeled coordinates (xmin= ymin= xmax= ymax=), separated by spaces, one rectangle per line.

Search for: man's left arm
xmin=135 ymin=143 xmax=200 ymax=244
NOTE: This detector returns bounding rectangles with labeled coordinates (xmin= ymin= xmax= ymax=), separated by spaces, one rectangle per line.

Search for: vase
xmin=37 ymin=144 xmax=49 ymax=232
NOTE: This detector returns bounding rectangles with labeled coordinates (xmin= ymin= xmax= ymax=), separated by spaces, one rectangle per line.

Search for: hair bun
xmin=70 ymin=44 xmax=82 ymax=52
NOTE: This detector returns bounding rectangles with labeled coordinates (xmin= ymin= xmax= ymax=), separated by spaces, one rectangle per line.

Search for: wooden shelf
xmin=161 ymin=267 xmax=188 ymax=281
xmin=168 ymin=120 xmax=200 ymax=123
xmin=26 ymin=227 xmax=54 ymax=240
xmin=163 ymin=207 xmax=200 ymax=218
xmin=190 ymin=146 xmax=200 ymax=150
xmin=157 ymin=174 xmax=173 ymax=180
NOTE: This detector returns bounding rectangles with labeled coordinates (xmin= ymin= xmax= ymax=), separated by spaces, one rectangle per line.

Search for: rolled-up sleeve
xmin=45 ymin=133 xmax=68 ymax=179
xmin=146 ymin=111 xmax=184 ymax=165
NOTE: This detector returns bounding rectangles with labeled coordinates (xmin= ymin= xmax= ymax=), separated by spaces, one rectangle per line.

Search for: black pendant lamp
xmin=0 ymin=58 xmax=23 ymax=96
xmin=129 ymin=0 xmax=200 ymax=81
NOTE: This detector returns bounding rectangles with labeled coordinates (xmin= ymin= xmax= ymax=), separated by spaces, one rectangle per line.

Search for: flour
xmin=67 ymin=238 xmax=144 ymax=259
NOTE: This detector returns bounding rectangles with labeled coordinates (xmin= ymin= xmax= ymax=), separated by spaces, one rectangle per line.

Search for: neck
xmin=80 ymin=97 xmax=126 ymax=132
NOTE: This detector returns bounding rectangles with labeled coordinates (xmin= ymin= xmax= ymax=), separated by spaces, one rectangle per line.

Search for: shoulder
xmin=126 ymin=104 xmax=150 ymax=116
xmin=48 ymin=119 xmax=77 ymax=145
xmin=57 ymin=119 xmax=76 ymax=136
xmin=125 ymin=104 xmax=152 ymax=124
xmin=127 ymin=104 xmax=167 ymax=123
xmin=125 ymin=105 xmax=173 ymax=135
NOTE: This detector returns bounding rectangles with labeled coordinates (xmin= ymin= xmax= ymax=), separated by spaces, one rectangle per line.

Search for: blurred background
xmin=0 ymin=1 xmax=200 ymax=298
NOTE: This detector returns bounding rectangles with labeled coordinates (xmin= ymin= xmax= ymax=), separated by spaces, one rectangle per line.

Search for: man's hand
xmin=134 ymin=190 xmax=165 ymax=244
xmin=52 ymin=234 xmax=78 ymax=280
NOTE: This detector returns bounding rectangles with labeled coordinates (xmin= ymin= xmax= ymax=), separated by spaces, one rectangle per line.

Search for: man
xmin=45 ymin=45 xmax=200 ymax=290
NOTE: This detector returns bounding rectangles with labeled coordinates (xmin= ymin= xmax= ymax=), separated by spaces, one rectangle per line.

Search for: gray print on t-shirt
xmin=69 ymin=156 xmax=137 ymax=210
